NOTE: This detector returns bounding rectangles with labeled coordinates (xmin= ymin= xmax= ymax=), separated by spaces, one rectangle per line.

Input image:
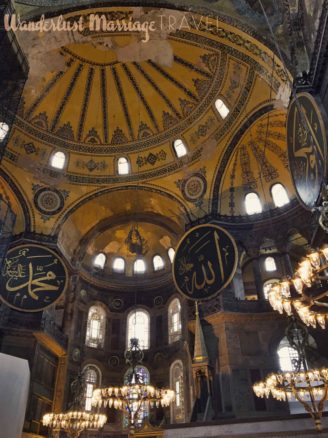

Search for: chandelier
xmin=42 ymin=411 xmax=107 ymax=438
xmin=253 ymin=318 xmax=328 ymax=431
xmin=92 ymin=338 xmax=175 ymax=429
xmin=42 ymin=372 xmax=107 ymax=438
xmin=268 ymin=245 xmax=328 ymax=328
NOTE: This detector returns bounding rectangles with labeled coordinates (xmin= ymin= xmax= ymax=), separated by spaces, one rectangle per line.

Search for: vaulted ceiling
xmin=1 ymin=6 xmax=296 ymax=280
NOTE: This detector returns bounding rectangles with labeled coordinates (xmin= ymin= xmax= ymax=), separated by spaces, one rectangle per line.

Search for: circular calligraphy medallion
xmin=182 ymin=173 xmax=207 ymax=202
xmin=173 ymin=224 xmax=238 ymax=301
xmin=287 ymin=92 xmax=327 ymax=210
xmin=110 ymin=297 xmax=124 ymax=310
xmin=0 ymin=244 xmax=68 ymax=312
xmin=34 ymin=187 xmax=64 ymax=216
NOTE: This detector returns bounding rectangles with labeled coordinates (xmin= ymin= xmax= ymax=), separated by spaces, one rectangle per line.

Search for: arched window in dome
xmin=50 ymin=151 xmax=66 ymax=169
xmin=173 ymin=139 xmax=187 ymax=158
xmin=83 ymin=365 xmax=101 ymax=411
xmin=123 ymin=366 xmax=150 ymax=427
xmin=264 ymin=256 xmax=277 ymax=272
xmin=170 ymin=360 xmax=185 ymax=423
xmin=277 ymin=335 xmax=322 ymax=414
xmin=153 ymin=254 xmax=164 ymax=271
xmin=133 ymin=258 xmax=146 ymax=274
xmin=85 ymin=305 xmax=106 ymax=349
xmin=271 ymin=183 xmax=289 ymax=208
xmin=168 ymin=298 xmax=182 ymax=343
xmin=93 ymin=253 xmax=106 ymax=269
xmin=117 ymin=157 xmax=130 ymax=175
xmin=113 ymin=257 xmax=125 ymax=273
xmin=127 ymin=309 xmax=150 ymax=350
xmin=263 ymin=279 xmax=279 ymax=300
xmin=0 ymin=122 xmax=9 ymax=142
xmin=215 ymin=98 xmax=229 ymax=119
xmin=168 ymin=247 xmax=175 ymax=264
xmin=245 ymin=192 xmax=262 ymax=215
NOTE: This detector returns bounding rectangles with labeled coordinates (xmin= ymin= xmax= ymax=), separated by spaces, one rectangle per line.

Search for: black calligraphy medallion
xmin=0 ymin=244 xmax=68 ymax=312
xmin=173 ymin=224 xmax=238 ymax=301
xmin=287 ymin=93 xmax=327 ymax=210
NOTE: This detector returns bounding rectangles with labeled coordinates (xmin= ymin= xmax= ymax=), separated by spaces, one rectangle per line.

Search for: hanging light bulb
xmin=91 ymin=338 xmax=174 ymax=429
xmin=266 ymin=246 xmax=328 ymax=328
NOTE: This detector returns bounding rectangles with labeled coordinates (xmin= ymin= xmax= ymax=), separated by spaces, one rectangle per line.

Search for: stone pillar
xmin=252 ymin=257 xmax=264 ymax=300
xmin=53 ymin=355 xmax=68 ymax=413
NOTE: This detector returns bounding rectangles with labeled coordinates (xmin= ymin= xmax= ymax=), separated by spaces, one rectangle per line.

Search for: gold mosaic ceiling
xmin=1 ymin=6 xmax=296 ymax=274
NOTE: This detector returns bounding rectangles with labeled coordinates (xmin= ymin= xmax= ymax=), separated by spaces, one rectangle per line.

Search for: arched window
xmin=277 ymin=336 xmax=322 ymax=414
xmin=50 ymin=151 xmax=66 ymax=169
xmin=271 ymin=183 xmax=289 ymax=208
xmin=85 ymin=305 xmax=106 ymax=348
xmin=264 ymin=256 xmax=277 ymax=272
xmin=245 ymin=192 xmax=262 ymax=215
xmin=133 ymin=258 xmax=146 ymax=274
xmin=215 ymin=98 xmax=229 ymax=119
xmin=0 ymin=122 xmax=9 ymax=142
xmin=83 ymin=365 xmax=101 ymax=411
xmin=153 ymin=254 xmax=164 ymax=271
xmin=170 ymin=360 xmax=185 ymax=423
xmin=127 ymin=309 xmax=150 ymax=350
xmin=173 ymin=139 xmax=187 ymax=158
xmin=263 ymin=279 xmax=279 ymax=300
xmin=277 ymin=337 xmax=301 ymax=372
xmin=93 ymin=253 xmax=106 ymax=269
xmin=168 ymin=298 xmax=182 ymax=343
xmin=117 ymin=157 xmax=130 ymax=175
xmin=168 ymin=247 xmax=175 ymax=264
xmin=124 ymin=366 xmax=150 ymax=427
xmin=113 ymin=257 xmax=125 ymax=273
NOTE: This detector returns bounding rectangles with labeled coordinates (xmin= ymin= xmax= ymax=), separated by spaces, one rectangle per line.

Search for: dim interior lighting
xmin=42 ymin=411 xmax=107 ymax=438
xmin=92 ymin=338 xmax=174 ymax=430
xmin=267 ymin=245 xmax=328 ymax=328
xmin=253 ymin=318 xmax=328 ymax=431
xmin=42 ymin=372 xmax=107 ymax=438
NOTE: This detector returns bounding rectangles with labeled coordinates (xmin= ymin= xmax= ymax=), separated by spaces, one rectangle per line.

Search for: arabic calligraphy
xmin=287 ymin=93 xmax=327 ymax=210
xmin=0 ymin=244 xmax=68 ymax=312
xmin=173 ymin=225 xmax=238 ymax=301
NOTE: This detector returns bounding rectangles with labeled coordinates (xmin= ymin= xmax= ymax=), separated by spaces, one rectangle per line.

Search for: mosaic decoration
xmin=0 ymin=244 xmax=68 ymax=312
xmin=12 ymin=133 xmax=46 ymax=158
xmin=176 ymin=168 xmax=207 ymax=203
xmin=250 ymin=140 xmax=279 ymax=182
xmin=110 ymin=297 xmax=124 ymax=310
xmin=153 ymin=296 xmax=164 ymax=307
xmin=287 ymin=92 xmax=327 ymax=209
xmin=33 ymin=185 xmax=69 ymax=221
xmin=23 ymin=142 xmax=37 ymax=154
xmin=21 ymin=32 xmax=225 ymax=152
xmin=226 ymin=61 xmax=243 ymax=101
xmin=173 ymin=224 xmax=238 ymax=301
xmin=55 ymin=122 xmax=75 ymax=140
xmin=136 ymin=150 xmax=167 ymax=168
xmin=229 ymin=150 xmax=239 ymax=215
xmin=240 ymin=145 xmax=257 ymax=190
xmin=84 ymin=127 xmax=101 ymax=144
xmin=76 ymin=159 xmax=108 ymax=172
xmin=189 ymin=116 xmax=216 ymax=144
